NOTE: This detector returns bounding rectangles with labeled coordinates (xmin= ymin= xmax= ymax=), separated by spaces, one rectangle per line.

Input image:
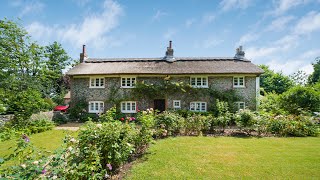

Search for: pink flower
xmin=107 ymin=163 xmax=112 ymax=170
xmin=131 ymin=117 xmax=136 ymax=121
xmin=120 ymin=117 xmax=124 ymax=121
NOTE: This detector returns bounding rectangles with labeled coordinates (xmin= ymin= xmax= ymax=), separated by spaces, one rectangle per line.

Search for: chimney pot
xmin=234 ymin=45 xmax=245 ymax=60
xmin=169 ymin=41 xmax=172 ymax=49
xmin=80 ymin=44 xmax=88 ymax=63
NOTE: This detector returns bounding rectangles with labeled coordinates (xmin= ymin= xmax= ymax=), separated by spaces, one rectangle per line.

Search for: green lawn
xmin=126 ymin=137 xmax=320 ymax=179
xmin=0 ymin=130 xmax=78 ymax=168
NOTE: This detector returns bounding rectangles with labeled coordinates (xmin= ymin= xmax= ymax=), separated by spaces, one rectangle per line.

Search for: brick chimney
xmin=234 ymin=45 xmax=245 ymax=60
xmin=164 ymin=41 xmax=175 ymax=62
xmin=80 ymin=45 xmax=88 ymax=63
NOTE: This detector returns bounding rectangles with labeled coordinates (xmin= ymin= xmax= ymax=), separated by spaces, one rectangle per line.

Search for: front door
xmin=154 ymin=99 xmax=166 ymax=112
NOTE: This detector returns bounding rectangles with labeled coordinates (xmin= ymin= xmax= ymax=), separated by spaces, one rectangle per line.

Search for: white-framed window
xmin=173 ymin=100 xmax=181 ymax=110
xmin=236 ymin=102 xmax=246 ymax=110
xmin=89 ymin=101 xmax=104 ymax=113
xmin=121 ymin=101 xmax=137 ymax=113
xmin=190 ymin=76 xmax=208 ymax=88
xmin=90 ymin=77 xmax=105 ymax=88
xmin=233 ymin=76 xmax=245 ymax=88
xmin=190 ymin=102 xmax=207 ymax=112
xmin=121 ymin=77 xmax=136 ymax=88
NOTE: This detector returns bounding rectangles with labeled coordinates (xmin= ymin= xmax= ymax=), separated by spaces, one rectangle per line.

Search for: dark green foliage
xmin=308 ymin=57 xmax=320 ymax=84
xmin=259 ymin=65 xmax=294 ymax=94
xmin=280 ymin=86 xmax=320 ymax=114
xmin=52 ymin=112 xmax=68 ymax=125
xmin=0 ymin=19 xmax=72 ymax=126
xmin=68 ymin=99 xmax=88 ymax=121
xmin=155 ymin=111 xmax=185 ymax=136
xmin=266 ymin=115 xmax=318 ymax=137
xmin=260 ymin=92 xmax=287 ymax=115
xmin=8 ymin=89 xmax=50 ymax=128
xmin=235 ymin=110 xmax=257 ymax=133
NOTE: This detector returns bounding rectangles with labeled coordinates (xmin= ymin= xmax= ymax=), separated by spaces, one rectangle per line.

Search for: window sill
xmin=120 ymin=86 xmax=135 ymax=89
xmin=191 ymin=86 xmax=208 ymax=88
xmin=89 ymin=86 xmax=105 ymax=89
xmin=233 ymin=86 xmax=245 ymax=88
xmin=121 ymin=111 xmax=137 ymax=113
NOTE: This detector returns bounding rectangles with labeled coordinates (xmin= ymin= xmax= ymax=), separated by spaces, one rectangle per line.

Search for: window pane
xmin=196 ymin=103 xmax=200 ymax=111
xmin=127 ymin=103 xmax=131 ymax=111
xmin=201 ymin=103 xmax=206 ymax=111
xmin=94 ymin=103 xmax=98 ymax=110
xmin=191 ymin=78 xmax=196 ymax=85
xmin=132 ymin=102 xmax=136 ymax=111
xmin=91 ymin=79 xmax=94 ymax=87
xmin=100 ymin=78 xmax=104 ymax=86
xmin=122 ymin=78 xmax=126 ymax=86
xmin=126 ymin=78 xmax=131 ymax=86
xmin=234 ymin=78 xmax=238 ymax=86
xmin=197 ymin=78 xmax=201 ymax=86
xmin=190 ymin=103 xmax=195 ymax=110
xmin=100 ymin=103 xmax=104 ymax=111
xmin=202 ymin=78 xmax=207 ymax=86
xmin=132 ymin=78 xmax=136 ymax=86
xmin=122 ymin=103 xmax=125 ymax=110
xmin=239 ymin=78 xmax=244 ymax=85
xmin=90 ymin=103 xmax=94 ymax=111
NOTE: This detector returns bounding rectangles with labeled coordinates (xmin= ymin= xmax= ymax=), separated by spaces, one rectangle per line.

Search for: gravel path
xmin=54 ymin=122 xmax=83 ymax=131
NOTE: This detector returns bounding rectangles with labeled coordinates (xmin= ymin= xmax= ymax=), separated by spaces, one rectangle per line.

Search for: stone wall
xmin=70 ymin=75 xmax=258 ymax=112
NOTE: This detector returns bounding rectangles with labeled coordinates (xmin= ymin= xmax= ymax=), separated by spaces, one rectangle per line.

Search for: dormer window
xmin=90 ymin=77 xmax=104 ymax=88
xmin=190 ymin=76 xmax=208 ymax=88
xmin=121 ymin=77 xmax=136 ymax=88
xmin=233 ymin=76 xmax=245 ymax=88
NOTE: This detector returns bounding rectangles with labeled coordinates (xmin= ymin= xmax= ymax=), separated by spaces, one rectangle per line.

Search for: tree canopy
xmin=308 ymin=57 xmax=320 ymax=85
xmin=259 ymin=65 xmax=294 ymax=94
xmin=0 ymin=19 xmax=72 ymax=124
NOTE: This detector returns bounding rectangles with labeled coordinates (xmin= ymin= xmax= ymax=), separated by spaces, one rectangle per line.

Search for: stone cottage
xmin=66 ymin=41 xmax=263 ymax=114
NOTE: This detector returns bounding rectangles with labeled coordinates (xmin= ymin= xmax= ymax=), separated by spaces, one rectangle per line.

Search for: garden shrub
xmin=235 ymin=110 xmax=258 ymax=134
xmin=280 ymin=86 xmax=320 ymax=115
xmin=260 ymin=92 xmax=287 ymax=115
xmin=266 ymin=115 xmax=319 ymax=137
xmin=155 ymin=111 xmax=185 ymax=136
xmin=52 ymin=112 xmax=68 ymax=125
xmin=28 ymin=119 xmax=55 ymax=134
xmin=68 ymin=99 xmax=88 ymax=121
xmin=212 ymin=100 xmax=232 ymax=132
xmin=184 ymin=114 xmax=211 ymax=136
xmin=137 ymin=108 xmax=156 ymax=128
xmin=99 ymin=106 xmax=117 ymax=122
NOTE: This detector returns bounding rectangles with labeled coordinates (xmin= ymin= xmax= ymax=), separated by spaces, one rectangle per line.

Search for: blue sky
xmin=1 ymin=0 xmax=320 ymax=75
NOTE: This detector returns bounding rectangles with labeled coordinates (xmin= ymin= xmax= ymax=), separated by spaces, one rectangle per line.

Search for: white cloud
xmin=163 ymin=28 xmax=177 ymax=39
xmin=185 ymin=18 xmax=196 ymax=28
xmin=266 ymin=16 xmax=295 ymax=32
xmin=294 ymin=11 xmax=320 ymax=35
xmin=202 ymin=13 xmax=215 ymax=25
xmin=10 ymin=0 xmax=45 ymax=17
xmin=26 ymin=0 xmax=123 ymax=49
xmin=219 ymin=0 xmax=252 ymax=11
xmin=299 ymin=49 xmax=320 ymax=59
xmin=267 ymin=59 xmax=307 ymax=74
xmin=236 ymin=33 xmax=259 ymax=46
xmin=270 ymin=0 xmax=307 ymax=16
xmin=152 ymin=10 xmax=167 ymax=21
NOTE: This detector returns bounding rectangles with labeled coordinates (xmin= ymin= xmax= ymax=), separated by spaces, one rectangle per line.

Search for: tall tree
xmin=259 ymin=65 xmax=294 ymax=94
xmin=0 ymin=19 xmax=71 ymax=124
xmin=42 ymin=41 xmax=71 ymax=98
xmin=308 ymin=57 xmax=320 ymax=85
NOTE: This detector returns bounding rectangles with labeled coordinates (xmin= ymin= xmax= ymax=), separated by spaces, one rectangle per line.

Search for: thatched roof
xmin=67 ymin=57 xmax=264 ymax=76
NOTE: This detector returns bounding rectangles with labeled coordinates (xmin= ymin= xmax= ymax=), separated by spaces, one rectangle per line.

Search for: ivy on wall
xmin=106 ymin=79 xmax=240 ymax=111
